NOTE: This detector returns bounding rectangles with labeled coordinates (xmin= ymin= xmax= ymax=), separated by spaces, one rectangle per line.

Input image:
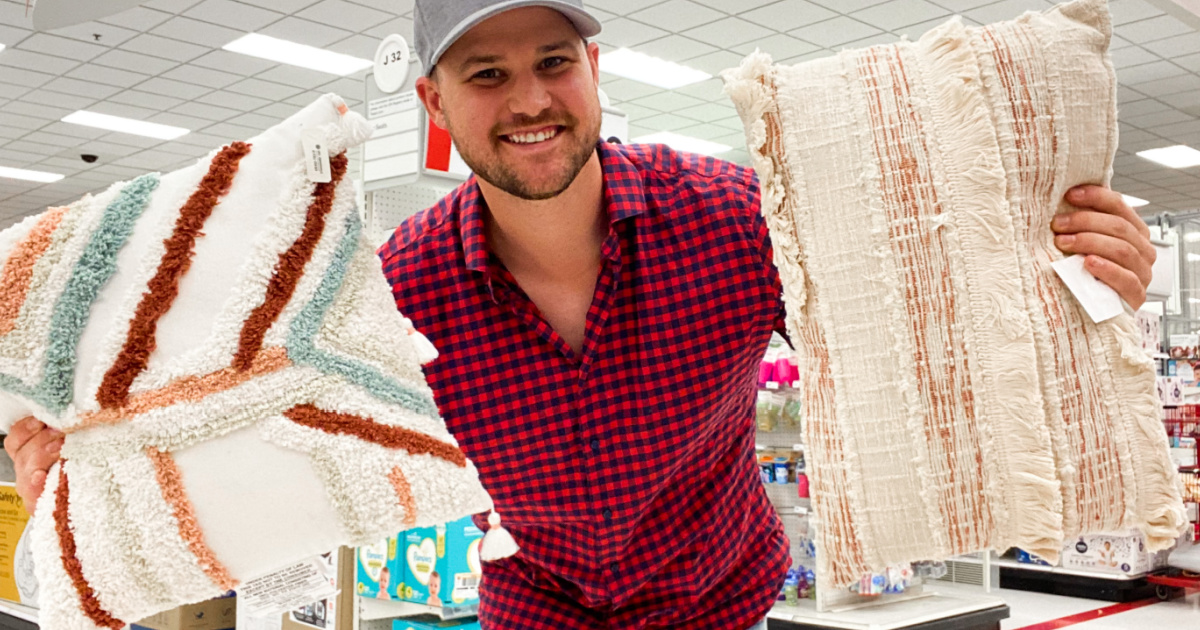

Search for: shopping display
xmin=0 ymin=94 xmax=497 ymax=629
xmin=724 ymin=0 xmax=1187 ymax=589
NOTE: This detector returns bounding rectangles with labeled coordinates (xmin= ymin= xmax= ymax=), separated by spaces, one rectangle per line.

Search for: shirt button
xmin=610 ymin=562 xmax=619 ymax=574
xmin=590 ymin=438 xmax=600 ymax=454
xmin=603 ymin=508 xmax=612 ymax=521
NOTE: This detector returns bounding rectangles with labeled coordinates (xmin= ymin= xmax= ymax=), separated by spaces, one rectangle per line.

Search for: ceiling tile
xmin=1111 ymin=45 xmax=1160 ymax=69
xmin=184 ymin=0 xmax=283 ymax=31
xmin=590 ymin=0 xmax=670 ymax=15
xmin=1117 ymin=60 xmax=1189 ymax=85
xmin=170 ymin=101 xmax=239 ymax=121
xmin=629 ymin=1 xmax=725 ymax=31
xmin=40 ymin=121 xmax=108 ymax=140
xmin=599 ymin=77 xmax=665 ymax=101
xmin=683 ymin=49 xmax=748 ymax=76
xmin=42 ymin=77 xmax=122 ymax=100
xmin=1148 ymin=118 xmax=1200 ymax=139
xmin=121 ymin=34 xmax=209 ymax=62
xmin=893 ymin=15 xmax=969 ymax=40
xmin=672 ymin=122 xmax=739 ymax=141
xmin=790 ymin=16 xmax=884 ymax=48
xmin=0 ymin=2 xmax=34 ymax=27
xmin=852 ymin=0 xmax=949 ymax=30
xmin=1129 ymin=74 xmax=1200 ymax=98
xmin=225 ymin=77 xmax=303 ymax=101
xmin=171 ymin=131 xmax=236 ymax=147
xmin=21 ymin=131 xmax=87 ymax=149
xmin=136 ymin=76 xmax=212 ymax=100
xmin=298 ymin=0 xmax=393 ymax=33
xmin=731 ymin=33 xmax=820 ymax=59
xmin=1119 ymin=85 xmax=1149 ymax=102
xmin=48 ymin=21 xmax=140 ymax=48
xmin=1125 ymin=110 xmax=1195 ymax=129
xmin=151 ymin=16 xmax=243 ymax=48
xmin=190 ymin=50 xmax=276 ymax=76
xmin=628 ymin=91 xmax=708 ymax=113
xmin=808 ymin=0 xmax=891 ymax=12
xmin=253 ymin=65 xmax=335 ymax=90
xmin=364 ymin=16 xmax=415 ymax=40
xmin=161 ymin=64 xmax=241 ymax=89
xmin=91 ymin=49 xmax=179 ymax=75
xmin=257 ymin=102 xmax=304 ymax=119
xmin=0 ymin=23 xmax=31 ymax=47
xmin=610 ymin=102 xmax=658 ymax=123
xmin=683 ymin=18 xmax=773 ymax=47
xmin=87 ymin=101 xmax=161 ymax=121
xmin=598 ymin=17 xmax=671 ymax=48
xmin=17 ymin=34 xmax=108 ymax=62
xmin=674 ymin=102 xmax=738 ymax=123
xmin=1159 ymin=89 xmax=1200 ymax=111
xmin=227 ymin=112 xmax=280 ymax=130
xmin=672 ymin=77 xmax=728 ymax=101
xmin=0 ymin=126 xmax=27 ymax=141
xmin=1119 ymin=98 xmax=1173 ymax=118
xmin=1110 ymin=34 xmax=1135 ymax=50
xmin=347 ymin=0 xmax=411 ymax=13
xmin=1117 ymin=14 xmax=1194 ymax=44
xmin=107 ymin=89 xmax=186 ymax=111
xmin=196 ymin=90 xmax=272 ymax=111
xmin=1 ymin=101 xmax=72 ymax=122
xmin=20 ymin=89 xmax=97 ymax=112
xmin=0 ymin=111 xmax=45 ymax=130
xmin=201 ymin=122 xmax=263 ymax=142
xmin=97 ymin=6 xmax=174 ymax=30
xmin=1145 ymin=33 xmax=1200 ymax=59
xmin=0 ymin=49 xmax=80 ymax=75
xmin=964 ymin=0 xmax=1055 ymax=25
xmin=65 ymin=64 xmax=149 ymax=89
xmin=327 ymin=34 xmax=380 ymax=60
xmin=0 ymin=66 xmax=53 ymax=88
xmin=634 ymin=35 xmax=719 ymax=62
xmin=259 ymin=17 xmax=353 ymax=48
xmin=636 ymin=112 xmax=700 ymax=132
xmin=142 ymin=0 xmax=206 ymax=13
xmin=740 ymin=1 xmax=838 ymax=32
xmin=146 ymin=112 xmax=211 ymax=131
xmin=1109 ymin=0 xmax=1164 ymax=25
xmin=237 ymin=0 xmax=322 ymax=12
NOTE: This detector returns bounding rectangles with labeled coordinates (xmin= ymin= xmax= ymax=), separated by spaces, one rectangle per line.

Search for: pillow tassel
xmin=479 ymin=510 xmax=518 ymax=561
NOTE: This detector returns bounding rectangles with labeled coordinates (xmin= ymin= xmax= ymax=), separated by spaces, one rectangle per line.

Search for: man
xmin=5 ymin=1 xmax=1158 ymax=628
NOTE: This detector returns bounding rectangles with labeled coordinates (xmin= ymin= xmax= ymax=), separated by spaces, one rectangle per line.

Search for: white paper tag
xmin=236 ymin=557 xmax=338 ymax=618
xmin=301 ymin=128 xmax=332 ymax=183
xmin=1051 ymin=254 xmax=1124 ymax=323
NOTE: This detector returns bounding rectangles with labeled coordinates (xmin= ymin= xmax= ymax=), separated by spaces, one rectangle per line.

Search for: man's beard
xmin=448 ymin=110 xmax=600 ymax=201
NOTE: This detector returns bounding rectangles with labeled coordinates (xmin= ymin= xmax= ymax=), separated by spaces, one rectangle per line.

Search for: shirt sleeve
xmin=742 ymin=171 xmax=790 ymax=340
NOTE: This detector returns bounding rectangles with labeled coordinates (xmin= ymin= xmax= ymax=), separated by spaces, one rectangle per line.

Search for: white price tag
xmin=236 ymin=557 xmax=338 ymax=618
xmin=301 ymin=128 xmax=332 ymax=184
xmin=1051 ymin=254 xmax=1124 ymax=323
xmin=765 ymin=382 xmax=780 ymax=390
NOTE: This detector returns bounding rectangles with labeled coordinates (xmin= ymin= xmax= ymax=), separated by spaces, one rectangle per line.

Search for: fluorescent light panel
xmin=63 ymin=111 xmax=189 ymax=140
xmin=1121 ymin=194 xmax=1149 ymax=208
xmin=599 ymin=48 xmax=710 ymax=89
xmin=1188 ymin=253 xmax=1200 ymax=262
xmin=633 ymin=131 xmax=731 ymax=156
xmin=224 ymin=33 xmax=372 ymax=76
xmin=1137 ymin=145 xmax=1200 ymax=169
xmin=0 ymin=166 xmax=64 ymax=183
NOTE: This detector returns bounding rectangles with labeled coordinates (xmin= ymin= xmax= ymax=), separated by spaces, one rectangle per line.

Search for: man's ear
xmin=586 ymin=41 xmax=600 ymax=89
xmin=416 ymin=74 xmax=448 ymax=130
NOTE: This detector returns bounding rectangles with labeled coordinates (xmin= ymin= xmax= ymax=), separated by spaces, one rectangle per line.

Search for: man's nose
xmin=507 ymin=71 xmax=553 ymax=119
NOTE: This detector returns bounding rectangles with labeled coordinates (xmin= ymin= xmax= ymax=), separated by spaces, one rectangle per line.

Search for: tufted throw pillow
xmin=0 ymin=94 xmax=495 ymax=628
xmin=724 ymin=0 xmax=1186 ymax=588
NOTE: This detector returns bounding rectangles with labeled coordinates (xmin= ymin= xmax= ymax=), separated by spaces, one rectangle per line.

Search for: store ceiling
xmin=0 ymin=0 xmax=1199 ymax=224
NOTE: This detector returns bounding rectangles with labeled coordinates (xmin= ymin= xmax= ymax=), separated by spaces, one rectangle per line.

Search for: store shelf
xmin=0 ymin=601 xmax=37 ymax=630
xmin=991 ymin=557 xmax=1144 ymax=581
xmin=766 ymin=586 xmax=1007 ymax=629
xmin=357 ymin=596 xmax=477 ymax=621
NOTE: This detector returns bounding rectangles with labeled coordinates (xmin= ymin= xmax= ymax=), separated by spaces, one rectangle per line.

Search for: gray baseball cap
xmin=414 ymin=0 xmax=602 ymax=76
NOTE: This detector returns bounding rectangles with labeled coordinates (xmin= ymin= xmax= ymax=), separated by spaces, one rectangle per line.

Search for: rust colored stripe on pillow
xmin=283 ymin=403 xmax=467 ymax=467
xmin=234 ymin=153 xmax=349 ymax=371
xmin=96 ymin=142 xmax=253 ymax=409
xmin=54 ymin=463 xmax=125 ymax=629
xmin=0 ymin=206 xmax=68 ymax=336
xmin=146 ymin=447 xmax=239 ymax=591
xmin=389 ymin=466 xmax=419 ymax=528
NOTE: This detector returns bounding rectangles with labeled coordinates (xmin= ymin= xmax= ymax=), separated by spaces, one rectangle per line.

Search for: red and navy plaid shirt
xmin=379 ymin=141 xmax=790 ymax=629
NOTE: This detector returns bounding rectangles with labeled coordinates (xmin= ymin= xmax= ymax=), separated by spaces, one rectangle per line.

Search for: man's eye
xmin=473 ymin=69 xmax=500 ymax=80
xmin=542 ymin=57 xmax=566 ymax=69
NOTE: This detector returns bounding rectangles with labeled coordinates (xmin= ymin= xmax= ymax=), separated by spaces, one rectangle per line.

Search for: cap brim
xmin=429 ymin=0 xmax=603 ymax=75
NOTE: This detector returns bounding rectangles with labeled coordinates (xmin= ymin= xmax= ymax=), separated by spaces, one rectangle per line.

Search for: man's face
xmin=418 ymin=7 xmax=602 ymax=201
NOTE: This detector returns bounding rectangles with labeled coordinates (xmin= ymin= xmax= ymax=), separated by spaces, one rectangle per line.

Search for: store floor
xmin=996 ymin=586 xmax=1200 ymax=629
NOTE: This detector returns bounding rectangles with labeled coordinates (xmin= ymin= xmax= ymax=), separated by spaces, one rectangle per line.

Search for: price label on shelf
xmin=792 ymin=505 xmax=808 ymax=515
xmin=766 ymin=382 xmax=780 ymax=390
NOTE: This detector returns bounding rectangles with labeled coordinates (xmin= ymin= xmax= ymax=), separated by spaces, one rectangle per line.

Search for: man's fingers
xmin=1065 ymin=185 xmax=1150 ymax=239
xmin=1051 ymin=210 xmax=1157 ymax=264
xmin=3 ymin=417 xmax=46 ymax=457
xmin=1054 ymin=232 xmax=1153 ymax=287
xmin=1085 ymin=255 xmax=1146 ymax=310
xmin=20 ymin=470 xmax=47 ymax=516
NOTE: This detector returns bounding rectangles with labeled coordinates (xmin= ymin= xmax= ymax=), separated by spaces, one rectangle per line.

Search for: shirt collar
xmin=458 ymin=141 xmax=646 ymax=273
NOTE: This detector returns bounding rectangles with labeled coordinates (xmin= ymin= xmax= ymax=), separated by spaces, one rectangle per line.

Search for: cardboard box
xmin=131 ymin=594 xmax=236 ymax=630
xmin=356 ymin=537 xmax=398 ymax=599
xmin=282 ymin=547 xmax=355 ymax=630
xmin=0 ymin=483 xmax=36 ymax=607
xmin=396 ymin=516 xmax=482 ymax=608
xmin=392 ymin=618 xmax=481 ymax=630
xmin=1061 ymin=532 xmax=1169 ymax=576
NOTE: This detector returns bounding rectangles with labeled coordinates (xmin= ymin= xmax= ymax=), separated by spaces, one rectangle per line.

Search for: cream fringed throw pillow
xmin=0 ymin=94 xmax=497 ymax=629
xmin=724 ymin=0 xmax=1186 ymax=588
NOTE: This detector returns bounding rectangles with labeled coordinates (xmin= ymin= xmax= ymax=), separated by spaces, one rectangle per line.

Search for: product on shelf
xmin=0 ymin=95 xmax=500 ymax=629
xmin=1061 ymin=531 xmax=1169 ymax=576
xmin=394 ymin=516 xmax=483 ymax=609
xmin=725 ymin=0 xmax=1186 ymax=589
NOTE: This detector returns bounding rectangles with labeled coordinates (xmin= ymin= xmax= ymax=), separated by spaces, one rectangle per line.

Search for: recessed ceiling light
xmin=1137 ymin=145 xmax=1200 ymax=169
xmin=599 ymin=48 xmax=711 ymax=89
xmin=1188 ymin=253 xmax=1200 ymax=262
xmin=1121 ymin=194 xmax=1149 ymax=208
xmin=632 ymin=131 xmax=732 ymax=156
xmin=62 ymin=111 xmax=189 ymax=140
xmin=0 ymin=165 xmax=64 ymax=183
xmin=224 ymin=33 xmax=372 ymax=76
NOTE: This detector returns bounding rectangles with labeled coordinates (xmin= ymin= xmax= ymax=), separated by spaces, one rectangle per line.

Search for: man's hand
xmin=3 ymin=417 xmax=62 ymax=516
xmin=1051 ymin=185 xmax=1155 ymax=310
